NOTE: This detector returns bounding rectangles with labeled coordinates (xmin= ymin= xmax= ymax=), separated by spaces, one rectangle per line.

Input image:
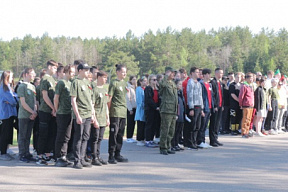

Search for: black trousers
xmin=209 ymin=107 xmax=223 ymax=144
xmin=221 ymin=106 xmax=231 ymax=132
xmin=90 ymin=126 xmax=105 ymax=159
xmin=145 ymin=109 xmax=161 ymax=141
xmin=136 ymin=121 xmax=145 ymax=141
xmin=197 ymin=110 xmax=211 ymax=145
xmin=73 ymin=118 xmax=91 ymax=163
xmin=32 ymin=115 xmax=39 ymax=152
xmin=18 ymin=118 xmax=34 ymax=157
xmin=0 ymin=117 xmax=14 ymax=155
xmin=171 ymin=122 xmax=184 ymax=147
xmin=108 ymin=117 xmax=126 ymax=157
xmin=55 ymin=114 xmax=72 ymax=158
xmin=37 ymin=111 xmax=57 ymax=155
xmin=126 ymin=109 xmax=136 ymax=138
xmin=184 ymin=107 xmax=202 ymax=148
xmin=270 ymin=99 xmax=278 ymax=130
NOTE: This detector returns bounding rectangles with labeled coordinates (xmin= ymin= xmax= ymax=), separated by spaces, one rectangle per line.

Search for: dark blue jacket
xmin=200 ymin=80 xmax=215 ymax=113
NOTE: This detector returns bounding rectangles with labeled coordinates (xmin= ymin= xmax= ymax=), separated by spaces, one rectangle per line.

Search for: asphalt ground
xmin=0 ymin=133 xmax=287 ymax=192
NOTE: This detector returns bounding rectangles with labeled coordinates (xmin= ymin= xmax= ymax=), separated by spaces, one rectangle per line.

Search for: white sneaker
xmin=154 ymin=137 xmax=160 ymax=144
xmin=203 ymin=142 xmax=212 ymax=148
xmin=197 ymin=142 xmax=208 ymax=149
xmin=278 ymin=129 xmax=285 ymax=134
xmin=255 ymin=132 xmax=265 ymax=137
xmin=126 ymin=138 xmax=137 ymax=143
xmin=136 ymin=141 xmax=145 ymax=146
xmin=178 ymin=144 xmax=184 ymax=150
xmin=269 ymin=129 xmax=278 ymax=135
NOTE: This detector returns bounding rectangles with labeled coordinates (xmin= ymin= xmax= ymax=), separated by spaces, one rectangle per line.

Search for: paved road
xmin=0 ymin=133 xmax=288 ymax=192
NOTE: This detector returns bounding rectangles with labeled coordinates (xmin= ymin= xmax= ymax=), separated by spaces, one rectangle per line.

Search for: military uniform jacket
xmin=159 ymin=75 xmax=178 ymax=115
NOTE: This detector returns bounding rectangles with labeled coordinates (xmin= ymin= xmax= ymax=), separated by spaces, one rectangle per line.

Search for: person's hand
xmin=129 ymin=110 xmax=134 ymax=115
xmin=222 ymin=107 xmax=224 ymax=111
xmin=189 ymin=110 xmax=194 ymax=117
xmin=106 ymin=119 xmax=110 ymax=127
xmin=93 ymin=120 xmax=99 ymax=128
xmin=214 ymin=108 xmax=218 ymax=112
xmin=156 ymin=107 xmax=159 ymax=111
xmin=269 ymin=107 xmax=272 ymax=111
xmin=51 ymin=109 xmax=56 ymax=117
xmin=201 ymin=111 xmax=205 ymax=117
xmin=176 ymin=116 xmax=178 ymax=120
xmin=76 ymin=116 xmax=82 ymax=124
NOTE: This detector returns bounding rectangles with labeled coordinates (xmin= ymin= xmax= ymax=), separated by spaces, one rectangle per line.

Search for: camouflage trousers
xmin=159 ymin=113 xmax=176 ymax=150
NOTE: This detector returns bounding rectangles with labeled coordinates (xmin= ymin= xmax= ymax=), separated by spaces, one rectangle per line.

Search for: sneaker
xmin=175 ymin=145 xmax=184 ymax=151
xmin=6 ymin=153 xmax=15 ymax=160
xmin=255 ymin=132 xmax=266 ymax=137
xmin=81 ymin=160 xmax=92 ymax=168
xmin=46 ymin=158 xmax=56 ymax=165
xmin=278 ymin=129 xmax=285 ymax=134
xmin=0 ymin=154 xmax=12 ymax=161
xmin=92 ymin=158 xmax=102 ymax=166
xmin=136 ymin=141 xmax=145 ymax=146
xmin=203 ymin=143 xmax=212 ymax=148
xmin=7 ymin=148 xmax=17 ymax=157
xmin=178 ymin=144 xmax=185 ymax=150
xmin=171 ymin=147 xmax=180 ymax=152
xmin=145 ymin=141 xmax=158 ymax=148
xmin=73 ymin=162 xmax=83 ymax=169
xmin=108 ymin=156 xmax=117 ymax=164
xmin=197 ymin=142 xmax=209 ymax=149
xmin=126 ymin=138 xmax=137 ymax=143
xmin=85 ymin=155 xmax=92 ymax=163
xmin=55 ymin=158 xmax=68 ymax=167
xmin=67 ymin=153 xmax=75 ymax=161
xmin=19 ymin=156 xmax=30 ymax=163
xmin=242 ymin=134 xmax=249 ymax=138
xmin=36 ymin=158 xmax=48 ymax=166
xmin=114 ymin=155 xmax=128 ymax=163
xmin=187 ymin=146 xmax=198 ymax=151
xmin=262 ymin=130 xmax=268 ymax=135
xmin=248 ymin=130 xmax=254 ymax=137
xmin=154 ymin=137 xmax=160 ymax=144
xmin=269 ymin=129 xmax=278 ymax=135
xmin=98 ymin=157 xmax=108 ymax=165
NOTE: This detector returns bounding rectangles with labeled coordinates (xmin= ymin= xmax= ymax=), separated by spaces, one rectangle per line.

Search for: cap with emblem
xmin=77 ymin=63 xmax=91 ymax=71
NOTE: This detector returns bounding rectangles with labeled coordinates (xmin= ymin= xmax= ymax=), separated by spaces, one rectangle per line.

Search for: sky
xmin=0 ymin=0 xmax=287 ymax=41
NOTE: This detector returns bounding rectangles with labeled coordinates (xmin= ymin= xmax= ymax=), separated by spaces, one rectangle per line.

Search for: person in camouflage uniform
xmin=159 ymin=67 xmax=178 ymax=155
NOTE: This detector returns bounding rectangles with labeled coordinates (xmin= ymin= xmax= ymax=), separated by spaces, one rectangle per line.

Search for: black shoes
xmin=108 ymin=156 xmax=117 ymax=164
xmin=216 ymin=141 xmax=223 ymax=146
xmin=171 ymin=147 xmax=180 ymax=152
xmin=73 ymin=162 xmax=83 ymax=169
xmin=92 ymin=158 xmax=102 ymax=166
xmin=167 ymin=150 xmax=176 ymax=154
xmin=114 ymin=155 xmax=128 ymax=163
xmin=210 ymin=143 xmax=219 ymax=147
xmin=160 ymin=150 xmax=168 ymax=155
xmin=98 ymin=157 xmax=108 ymax=165
xmin=81 ymin=160 xmax=92 ymax=168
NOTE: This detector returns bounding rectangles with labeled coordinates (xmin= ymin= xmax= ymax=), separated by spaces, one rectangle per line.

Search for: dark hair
xmin=57 ymin=65 xmax=64 ymax=73
xmin=222 ymin=76 xmax=228 ymax=81
xmin=157 ymin=74 xmax=163 ymax=81
xmin=115 ymin=64 xmax=126 ymax=72
xmin=40 ymin=71 xmax=46 ymax=79
xmin=33 ymin=77 xmax=40 ymax=84
xmin=245 ymin=72 xmax=253 ymax=79
xmin=97 ymin=70 xmax=108 ymax=78
xmin=202 ymin=68 xmax=211 ymax=75
xmin=129 ymin=75 xmax=136 ymax=82
xmin=47 ymin=60 xmax=58 ymax=67
xmin=63 ymin=64 xmax=73 ymax=74
xmin=136 ymin=79 xmax=141 ymax=87
xmin=174 ymin=78 xmax=182 ymax=85
xmin=179 ymin=68 xmax=187 ymax=74
xmin=259 ymin=78 xmax=265 ymax=83
xmin=215 ymin=67 xmax=223 ymax=72
xmin=228 ymin=72 xmax=234 ymax=75
xmin=23 ymin=67 xmax=34 ymax=75
xmin=190 ymin=67 xmax=199 ymax=74
xmin=0 ymin=71 xmax=13 ymax=92
xmin=74 ymin=59 xmax=85 ymax=66
xmin=90 ymin=66 xmax=98 ymax=73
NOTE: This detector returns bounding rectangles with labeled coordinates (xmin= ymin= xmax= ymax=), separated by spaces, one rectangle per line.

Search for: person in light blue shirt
xmin=0 ymin=71 xmax=18 ymax=161
xmin=135 ymin=76 xmax=147 ymax=146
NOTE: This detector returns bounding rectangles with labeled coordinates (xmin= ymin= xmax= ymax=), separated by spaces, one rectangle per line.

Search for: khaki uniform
xmin=159 ymin=75 xmax=178 ymax=151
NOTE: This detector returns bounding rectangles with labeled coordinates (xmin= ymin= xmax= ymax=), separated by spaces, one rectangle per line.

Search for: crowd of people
xmin=0 ymin=59 xmax=287 ymax=169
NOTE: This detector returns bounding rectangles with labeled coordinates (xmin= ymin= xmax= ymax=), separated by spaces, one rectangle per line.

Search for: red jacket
xmin=182 ymin=77 xmax=190 ymax=105
xmin=239 ymin=82 xmax=254 ymax=107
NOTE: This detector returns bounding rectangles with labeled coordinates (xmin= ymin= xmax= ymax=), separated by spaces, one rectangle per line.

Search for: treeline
xmin=1 ymin=26 xmax=288 ymax=77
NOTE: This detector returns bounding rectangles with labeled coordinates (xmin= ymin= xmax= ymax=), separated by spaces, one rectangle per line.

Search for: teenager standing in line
xmin=91 ymin=71 xmax=109 ymax=166
xmin=126 ymin=75 xmax=137 ymax=143
xmin=107 ymin=64 xmax=129 ymax=164
xmin=17 ymin=68 xmax=37 ymax=162
xmin=54 ymin=64 xmax=75 ymax=167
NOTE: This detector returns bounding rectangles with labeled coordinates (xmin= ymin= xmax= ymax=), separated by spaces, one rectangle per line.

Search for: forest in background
xmin=1 ymin=26 xmax=288 ymax=78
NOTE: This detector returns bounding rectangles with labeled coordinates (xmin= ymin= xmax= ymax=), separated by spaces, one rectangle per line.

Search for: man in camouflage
xmin=159 ymin=67 xmax=178 ymax=155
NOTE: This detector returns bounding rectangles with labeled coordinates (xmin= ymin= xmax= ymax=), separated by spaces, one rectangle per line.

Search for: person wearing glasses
xmin=144 ymin=74 xmax=161 ymax=148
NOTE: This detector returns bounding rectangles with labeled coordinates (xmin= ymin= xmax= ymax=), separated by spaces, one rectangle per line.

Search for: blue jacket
xmin=200 ymin=80 xmax=215 ymax=113
xmin=134 ymin=86 xmax=145 ymax=122
xmin=0 ymin=84 xmax=18 ymax=120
